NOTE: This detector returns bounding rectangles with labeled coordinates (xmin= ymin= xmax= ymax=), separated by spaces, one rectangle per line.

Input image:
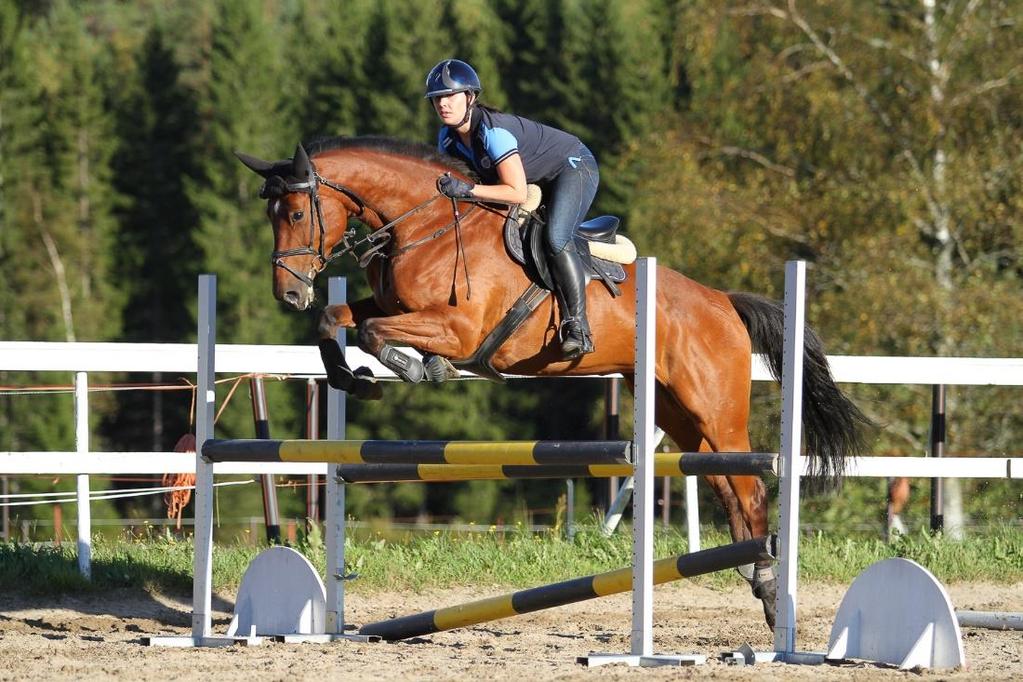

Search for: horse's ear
xmin=234 ymin=150 xmax=276 ymax=178
xmin=293 ymin=143 xmax=314 ymax=183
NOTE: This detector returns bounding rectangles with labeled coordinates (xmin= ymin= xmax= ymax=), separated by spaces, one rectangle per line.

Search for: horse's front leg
xmin=357 ymin=311 xmax=477 ymax=384
xmin=318 ymin=296 xmax=388 ymax=335
xmin=317 ymin=296 xmax=389 ymax=399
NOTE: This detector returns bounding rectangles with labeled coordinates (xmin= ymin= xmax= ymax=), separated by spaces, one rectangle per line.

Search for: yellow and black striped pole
xmin=358 ymin=535 xmax=776 ymax=641
xmin=202 ymin=439 xmax=633 ymax=466
xmin=336 ymin=452 xmax=777 ymax=483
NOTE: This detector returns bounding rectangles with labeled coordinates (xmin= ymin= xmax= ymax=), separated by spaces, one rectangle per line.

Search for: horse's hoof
xmin=740 ymin=563 xmax=777 ymax=629
xmin=352 ymin=377 xmax=383 ymax=401
xmin=351 ymin=367 xmax=383 ymax=400
xmin=753 ymin=576 xmax=777 ymax=628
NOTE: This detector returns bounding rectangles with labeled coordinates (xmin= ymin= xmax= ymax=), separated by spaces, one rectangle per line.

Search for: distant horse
xmin=236 ymin=136 xmax=871 ymax=626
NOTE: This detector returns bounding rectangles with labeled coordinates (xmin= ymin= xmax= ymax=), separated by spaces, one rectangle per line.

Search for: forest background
xmin=0 ymin=0 xmax=1020 ymax=539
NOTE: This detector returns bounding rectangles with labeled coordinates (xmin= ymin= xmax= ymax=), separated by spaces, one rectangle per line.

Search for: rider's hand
xmin=437 ymin=174 xmax=474 ymax=200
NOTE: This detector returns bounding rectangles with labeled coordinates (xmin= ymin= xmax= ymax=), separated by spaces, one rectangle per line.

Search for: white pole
xmin=74 ymin=372 xmax=91 ymax=579
xmin=600 ymin=476 xmax=634 ymax=536
xmin=325 ymin=277 xmax=347 ymax=635
xmin=773 ymin=260 xmax=806 ymax=654
xmin=630 ymin=257 xmax=656 ymax=656
xmin=684 ymin=475 xmax=700 ymax=552
xmin=191 ymin=275 xmax=217 ymax=640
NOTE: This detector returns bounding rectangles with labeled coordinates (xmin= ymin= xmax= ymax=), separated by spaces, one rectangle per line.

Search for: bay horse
xmin=236 ymin=136 xmax=871 ymax=627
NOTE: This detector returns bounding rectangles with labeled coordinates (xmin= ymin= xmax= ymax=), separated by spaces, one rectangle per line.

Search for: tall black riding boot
xmin=549 ymin=245 xmax=594 ymax=359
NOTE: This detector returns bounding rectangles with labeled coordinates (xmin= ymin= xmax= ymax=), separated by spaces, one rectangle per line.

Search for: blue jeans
xmin=545 ymin=145 xmax=599 ymax=254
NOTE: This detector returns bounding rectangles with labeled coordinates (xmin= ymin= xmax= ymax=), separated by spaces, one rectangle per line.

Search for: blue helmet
xmin=424 ymin=59 xmax=482 ymax=99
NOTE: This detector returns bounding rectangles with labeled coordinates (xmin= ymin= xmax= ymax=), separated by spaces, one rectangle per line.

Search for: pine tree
xmin=188 ymin=0 xmax=304 ymax=440
xmin=357 ymin=0 xmax=447 ymax=138
xmin=287 ymin=0 xmax=375 ymax=138
xmin=492 ymin=0 xmax=562 ymax=119
xmin=101 ymin=23 xmax=203 ymax=453
xmin=439 ymin=0 xmax=509 ymax=110
xmin=0 ymin=1 xmax=122 ymax=458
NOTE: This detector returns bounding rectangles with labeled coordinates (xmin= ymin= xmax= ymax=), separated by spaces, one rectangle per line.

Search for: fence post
xmin=605 ymin=377 xmax=620 ymax=513
xmin=929 ymin=384 xmax=945 ymax=532
xmin=74 ymin=371 xmax=91 ymax=579
xmin=306 ymin=378 xmax=320 ymax=530
xmin=250 ymin=376 xmax=281 ymax=544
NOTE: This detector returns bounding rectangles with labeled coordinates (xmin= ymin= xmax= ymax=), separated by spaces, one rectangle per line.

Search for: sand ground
xmin=1 ymin=581 xmax=1020 ymax=680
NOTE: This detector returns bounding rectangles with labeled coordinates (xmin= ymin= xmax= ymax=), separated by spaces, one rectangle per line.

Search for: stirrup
xmin=558 ymin=318 xmax=594 ymax=359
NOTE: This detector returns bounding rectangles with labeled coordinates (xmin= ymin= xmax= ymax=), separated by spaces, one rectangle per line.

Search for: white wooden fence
xmin=1 ymin=332 xmax=1022 ymax=576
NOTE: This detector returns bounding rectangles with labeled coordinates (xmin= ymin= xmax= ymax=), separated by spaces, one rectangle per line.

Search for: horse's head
xmin=236 ymin=144 xmax=360 ymax=310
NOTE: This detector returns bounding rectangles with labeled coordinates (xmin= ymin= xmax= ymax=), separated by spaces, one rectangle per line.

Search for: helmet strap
xmin=456 ymin=92 xmax=476 ymax=128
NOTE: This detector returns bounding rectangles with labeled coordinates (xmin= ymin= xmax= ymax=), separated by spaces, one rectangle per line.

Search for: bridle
xmin=262 ymin=162 xmax=453 ymax=287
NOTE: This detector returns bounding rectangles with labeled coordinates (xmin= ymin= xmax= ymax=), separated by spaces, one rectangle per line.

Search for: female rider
xmin=425 ymin=58 xmax=598 ymax=359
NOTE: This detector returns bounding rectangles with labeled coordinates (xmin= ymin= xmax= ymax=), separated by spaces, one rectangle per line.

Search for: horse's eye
xmin=290 ymin=210 xmax=304 ymax=222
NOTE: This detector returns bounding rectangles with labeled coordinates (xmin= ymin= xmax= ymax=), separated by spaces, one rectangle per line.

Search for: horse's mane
xmin=303 ymin=135 xmax=475 ymax=179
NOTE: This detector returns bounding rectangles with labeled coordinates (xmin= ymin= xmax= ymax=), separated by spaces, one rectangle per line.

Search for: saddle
xmin=502 ymin=185 xmax=633 ymax=297
xmin=448 ymin=187 xmax=635 ymax=382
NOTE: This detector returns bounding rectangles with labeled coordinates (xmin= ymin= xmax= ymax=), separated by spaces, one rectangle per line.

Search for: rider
xmin=425 ymin=58 xmax=598 ymax=359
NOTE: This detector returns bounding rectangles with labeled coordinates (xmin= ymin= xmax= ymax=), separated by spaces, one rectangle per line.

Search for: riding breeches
xmin=544 ymin=144 xmax=599 ymax=254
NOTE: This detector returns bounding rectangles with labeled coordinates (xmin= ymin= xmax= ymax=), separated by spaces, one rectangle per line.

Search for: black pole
xmin=929 ymin=384 xmax=945 ymax=532
xmin=306 ymin=378 xmax=320 ymax=529
xmin=1 ymin=475 xmax=8 ymax=541
xmin=250 ymin=376 xmax=281 ymax=544
xmin=360 ymin=535 xmax=777 ymax=641
xmin=605 ymin=377 xmax=620 ymax=512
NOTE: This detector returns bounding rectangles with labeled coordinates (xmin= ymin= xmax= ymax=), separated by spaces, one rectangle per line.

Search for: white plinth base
xmin=227 ymin=546 xmax=327 ymax=638
xmin=272 ymin=633 xmax=380 ymax=644
xmin=578 ymin=653 xmax=706 ymax=667
xmin=826 ymin=558 xmax=965 ymax=670
xmin=143 ymin=635 xmax=264 ymax=648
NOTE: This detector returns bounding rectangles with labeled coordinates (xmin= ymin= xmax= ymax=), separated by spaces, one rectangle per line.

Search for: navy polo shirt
xmin=437 ymin=108 xmax=583 ymax=184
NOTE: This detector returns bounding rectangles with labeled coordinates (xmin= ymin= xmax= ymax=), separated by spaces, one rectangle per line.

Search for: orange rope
xmin=162 ymin=434 xmax=197 ymax=529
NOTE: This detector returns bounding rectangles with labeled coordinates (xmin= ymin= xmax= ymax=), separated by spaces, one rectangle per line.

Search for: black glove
xmin=437 ymin=174 xmax=474 ymax=200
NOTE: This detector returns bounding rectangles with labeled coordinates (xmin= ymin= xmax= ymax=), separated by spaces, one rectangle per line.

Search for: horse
xmin=235 ymin=135 xmax=871 ymax=627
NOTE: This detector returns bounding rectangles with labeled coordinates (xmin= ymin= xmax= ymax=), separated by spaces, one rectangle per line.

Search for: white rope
xmin=0 ymin=479 xmax=253 ymax=508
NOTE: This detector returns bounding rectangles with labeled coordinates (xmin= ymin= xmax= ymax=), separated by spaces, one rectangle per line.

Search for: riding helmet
xmin=424 ymin=59 xmax=482 ymax=99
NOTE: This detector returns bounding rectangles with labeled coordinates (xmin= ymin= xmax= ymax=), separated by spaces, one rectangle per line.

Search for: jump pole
xmin=202 ymin=438 xmax=634 ymax=466
xmin=360 ymin=535 xmax=778 ymax=641
xmin=331 ymin=452 xmax=777 ymax=483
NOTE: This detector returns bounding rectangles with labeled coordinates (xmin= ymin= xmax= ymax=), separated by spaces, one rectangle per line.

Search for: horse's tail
xmin=727 ymin=292 xmax=872 ymax=484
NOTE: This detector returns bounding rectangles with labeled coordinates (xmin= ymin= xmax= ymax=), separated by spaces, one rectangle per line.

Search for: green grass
xmin=1 ymin=523 xmax=1020 ymax=597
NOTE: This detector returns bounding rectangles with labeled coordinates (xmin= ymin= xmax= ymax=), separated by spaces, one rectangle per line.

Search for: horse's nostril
xmin=283 ymin=290 xmax=301 ymax=306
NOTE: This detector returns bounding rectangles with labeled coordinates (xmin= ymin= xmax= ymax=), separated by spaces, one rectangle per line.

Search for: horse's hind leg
xmin=655 ymin=381 xmax=777 ymax=627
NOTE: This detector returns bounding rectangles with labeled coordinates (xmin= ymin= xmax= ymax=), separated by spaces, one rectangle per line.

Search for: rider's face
xmin=431 ymin=92 xmax=470 ymax=127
